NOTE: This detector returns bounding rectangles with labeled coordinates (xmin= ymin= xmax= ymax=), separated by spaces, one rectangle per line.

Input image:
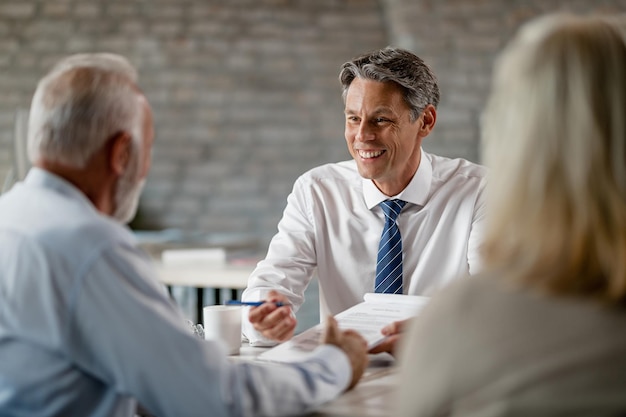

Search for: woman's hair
xmin=339 ymin=46 xmax=440 ymax=122
xmin=481 ymin=14 xmax=626 ymax=303
xmin=27 ymin=53 xmax=144 ymax=168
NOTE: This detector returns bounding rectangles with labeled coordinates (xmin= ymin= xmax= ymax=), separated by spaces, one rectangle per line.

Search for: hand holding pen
xmin=245 ymin=290 xmax=297 ymax=342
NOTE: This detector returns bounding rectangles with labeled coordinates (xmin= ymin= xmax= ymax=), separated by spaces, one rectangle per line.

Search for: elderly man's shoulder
xmin=42 ymin=210 xmax=137 ymax=257
xmin=74 ymin=215 xmax=137 ymax=251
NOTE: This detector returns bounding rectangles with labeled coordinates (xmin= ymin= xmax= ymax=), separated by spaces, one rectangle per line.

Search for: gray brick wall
xmin=1 ymin=0 xmax=625 ymax=249
xmin=382 ymin=0 xmax=626 ymax=164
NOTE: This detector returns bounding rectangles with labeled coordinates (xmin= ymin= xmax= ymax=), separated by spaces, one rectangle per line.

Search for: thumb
xmin=322 ymin=316 xmax=340 ymax=344
xmin=381 ymin=318 xmax=408 ymax=336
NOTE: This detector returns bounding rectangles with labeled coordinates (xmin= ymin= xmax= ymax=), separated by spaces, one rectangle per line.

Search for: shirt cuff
xmin=307 ymin=344 xmax=353 ymax=390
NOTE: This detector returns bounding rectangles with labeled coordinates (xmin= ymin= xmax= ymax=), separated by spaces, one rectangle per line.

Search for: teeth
xmin=358 ymin=150 xmax=384 ymax=159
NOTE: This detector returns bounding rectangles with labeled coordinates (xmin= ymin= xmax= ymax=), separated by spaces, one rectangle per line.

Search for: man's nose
xmin=355 ymin=122 xmax=374 ymax=142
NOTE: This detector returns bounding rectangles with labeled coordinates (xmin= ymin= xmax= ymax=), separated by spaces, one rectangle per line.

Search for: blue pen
xmin=226 ymin=300 xmax=289 ymax=307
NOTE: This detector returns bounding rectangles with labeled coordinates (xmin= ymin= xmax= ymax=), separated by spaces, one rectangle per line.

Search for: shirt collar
xmin=363 ymin=149 xmax=432 ymax=209
xmin=24 ymin=167 xmax=97 ymax=211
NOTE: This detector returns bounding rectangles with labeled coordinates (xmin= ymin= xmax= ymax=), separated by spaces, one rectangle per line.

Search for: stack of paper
xmin=257 ymin=293 xmax=429 ymax=363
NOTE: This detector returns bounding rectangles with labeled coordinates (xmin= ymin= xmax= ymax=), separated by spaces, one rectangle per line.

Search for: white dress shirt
xmin=243 ymin=149 xmax=487 ymax=345
xmin=0 ymin=168 xmax=351 ymax=417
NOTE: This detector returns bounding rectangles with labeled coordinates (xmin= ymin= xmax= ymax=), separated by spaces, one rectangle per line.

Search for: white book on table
xmin=161 ymin=248 xmax=227 ymax=266
xmin=257 ymin=293 xmax=429 ymax=363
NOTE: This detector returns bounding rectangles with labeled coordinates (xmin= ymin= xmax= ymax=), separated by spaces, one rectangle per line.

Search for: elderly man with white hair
xmin=0 ymin=53 xmax=368 ymax=417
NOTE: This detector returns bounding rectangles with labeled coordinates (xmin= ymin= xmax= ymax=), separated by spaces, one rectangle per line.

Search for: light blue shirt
xmin=0 ymin=168 xmax=351 ymax=417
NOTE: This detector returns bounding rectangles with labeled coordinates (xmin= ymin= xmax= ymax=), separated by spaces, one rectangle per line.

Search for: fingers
xmin=374 ymin=319 xmax=411 ymax=355
xmin=381 ymin=318 xmax=409 ymax=336
xmin=248 ymin=302 xmax=281 ymax=325
xmin=368 ymin=334 xmax=400 ymax=355
xmin=247 ymin=293 xmax=296 ymax=342
xmin=247 ymin=290 xmax=292 ymax=326
xmin=249 ymin=305 xmax=296 ymax=340
xmin=342 ymin=329 xmax=367 ymax=349
xmin=339 ymin=331 xmax=369 ymax=390
xmin=322 ymin=316 xmax=340 ymax=345
xmin=266 ymin=315 xmax=296 ymax=341
xmin=319 ymin=316 xmax=369 ymax=390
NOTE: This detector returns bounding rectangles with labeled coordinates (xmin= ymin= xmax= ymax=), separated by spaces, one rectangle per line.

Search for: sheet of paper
xmin=257 ymin=293 xmax=429 ymax=363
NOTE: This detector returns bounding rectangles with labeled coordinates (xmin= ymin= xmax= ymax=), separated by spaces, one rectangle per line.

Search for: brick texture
xmin=1 ymin=0 xmax=625 ymax=248
xmin=382 ymin=0 xmax=626 ymax=163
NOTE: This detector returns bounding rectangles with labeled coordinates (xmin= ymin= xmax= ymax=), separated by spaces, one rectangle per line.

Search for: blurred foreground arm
xmin=322 ymin=316 xmax=369 ymax=390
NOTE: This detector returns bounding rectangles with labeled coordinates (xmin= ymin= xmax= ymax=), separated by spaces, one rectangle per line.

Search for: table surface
xmin=157 ymin=256 xmax=398 ymax=416
xmin=233 ymin=345 xmax=398 ymax=417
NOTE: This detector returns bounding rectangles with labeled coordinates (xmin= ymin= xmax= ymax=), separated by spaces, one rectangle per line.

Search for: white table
xmin=154 ymin=262 xmax=254 ymax=320
xmin=310 ymin=367 xmax=397 ymax=417
xmin=234 ymin=345 xmax=398 ymax=417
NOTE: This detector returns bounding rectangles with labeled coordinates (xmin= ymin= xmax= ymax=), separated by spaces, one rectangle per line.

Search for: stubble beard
xmin=112 ymin=159 xmax=145 ymax=224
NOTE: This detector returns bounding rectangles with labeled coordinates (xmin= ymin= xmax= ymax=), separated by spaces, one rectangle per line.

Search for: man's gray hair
xmin=339 ymin=46 xmax=440 ymax=122
xmin=27 ymin=53 xmax=143 ymax=168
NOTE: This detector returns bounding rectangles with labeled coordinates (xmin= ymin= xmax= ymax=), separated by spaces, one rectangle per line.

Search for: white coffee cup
xmin=202 ymin=305 xmax=242 ymax=355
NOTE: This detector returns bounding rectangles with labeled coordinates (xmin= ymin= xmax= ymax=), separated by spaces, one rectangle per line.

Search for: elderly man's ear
xmin=109 ymin=132 xmax=132 ymax=176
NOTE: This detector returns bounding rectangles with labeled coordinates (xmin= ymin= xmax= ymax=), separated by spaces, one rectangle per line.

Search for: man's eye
xmin=374 ymin=118 xmax=389 ymax=124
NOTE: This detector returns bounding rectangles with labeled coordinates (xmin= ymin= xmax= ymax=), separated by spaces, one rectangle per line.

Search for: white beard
xmin=113 ymin=168 xmax=145 ymax=224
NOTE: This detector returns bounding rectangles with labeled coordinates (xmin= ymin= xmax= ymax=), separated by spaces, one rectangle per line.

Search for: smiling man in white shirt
xmin=242 ymin=46 xmax=487 ymax=354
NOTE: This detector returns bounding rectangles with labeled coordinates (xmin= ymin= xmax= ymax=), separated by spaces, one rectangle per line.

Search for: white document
xmin=257 ymin=293 xmax=429 ymax=363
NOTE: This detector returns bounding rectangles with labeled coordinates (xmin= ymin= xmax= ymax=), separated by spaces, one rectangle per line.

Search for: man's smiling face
xmin=344 ymin=77 xmax=425 ymax=196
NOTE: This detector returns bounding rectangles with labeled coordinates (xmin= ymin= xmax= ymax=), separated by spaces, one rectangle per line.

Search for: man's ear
xmin=418 ymin=104 xmax=437 ymax=138
xmin=109 ymin=132 xmax=132 ymax=176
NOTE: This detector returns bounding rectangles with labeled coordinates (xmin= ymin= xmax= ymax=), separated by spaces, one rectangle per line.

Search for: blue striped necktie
xmin=375 ymin=199 xmax=407 ymax=294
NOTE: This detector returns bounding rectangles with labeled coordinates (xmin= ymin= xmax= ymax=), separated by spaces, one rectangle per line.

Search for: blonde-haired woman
xmin=395 ymin=14 xmax=626 ymax=417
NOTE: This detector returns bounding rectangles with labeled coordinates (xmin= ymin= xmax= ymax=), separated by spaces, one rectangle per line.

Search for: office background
xmin=1 ymin=0 xmax=624 ymax=245
xmin=0 ymin=0 xmax=624 ymax=324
